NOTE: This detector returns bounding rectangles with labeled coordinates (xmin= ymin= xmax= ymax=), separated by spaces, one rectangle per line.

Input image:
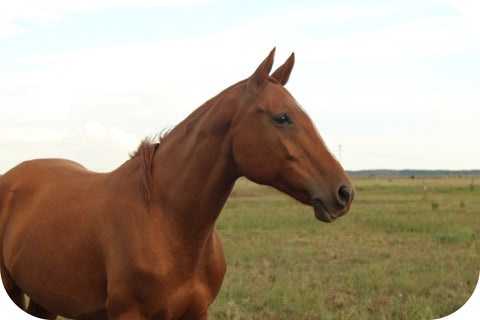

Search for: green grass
xmin=210 ymin=175 xmax=480 ymax=320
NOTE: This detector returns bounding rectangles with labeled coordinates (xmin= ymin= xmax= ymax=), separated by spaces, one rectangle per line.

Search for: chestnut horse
xmin=0 ymin=49 xmax=354 ymax=320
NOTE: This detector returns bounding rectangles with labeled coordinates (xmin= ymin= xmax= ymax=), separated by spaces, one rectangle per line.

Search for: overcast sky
xmin=1 ymin=0 xmax=479 ymax=173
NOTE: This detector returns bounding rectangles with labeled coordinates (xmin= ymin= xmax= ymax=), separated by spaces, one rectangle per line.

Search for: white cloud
xmin=0 ymin=126 xmax=68 ymax=143
xmin=84 ymin=122 xmax=108 ymax=139
xmin=296 ymin=17 xmax=479 ymax=60
xmin=109 ymin=127 xmax=139 ymax=149
xmin=261 ymin=2 xmax=402 ymax=26
xmin=0 ymin=0 xmax=213 ymax=45
xmin=439 ymin=0 xmax=480 ymax=29
xmin=85 ymin=122 xmax=138 ymax=149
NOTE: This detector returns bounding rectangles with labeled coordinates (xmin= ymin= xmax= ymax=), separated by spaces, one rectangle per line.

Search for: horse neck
xmin=151 ymin=86 xmax=241 ymax=244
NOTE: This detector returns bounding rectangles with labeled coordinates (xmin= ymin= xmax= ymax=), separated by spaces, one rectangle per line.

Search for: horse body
xmin=0 ymin=49 xmax=354 ymax=319
xmin=1 ymin=155 xmax=227 ymax=319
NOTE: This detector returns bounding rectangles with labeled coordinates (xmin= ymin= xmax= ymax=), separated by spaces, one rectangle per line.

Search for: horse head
xmin=231 ymin=48 xmax=354 ymax=222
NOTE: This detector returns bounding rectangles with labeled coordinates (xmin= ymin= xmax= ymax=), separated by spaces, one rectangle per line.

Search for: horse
xmin=0 ymin=48 xmax=354 ymax=320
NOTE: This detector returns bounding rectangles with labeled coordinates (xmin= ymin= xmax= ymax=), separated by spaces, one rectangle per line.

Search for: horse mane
xmin=130 ymin=130 xmax=169 ymax=207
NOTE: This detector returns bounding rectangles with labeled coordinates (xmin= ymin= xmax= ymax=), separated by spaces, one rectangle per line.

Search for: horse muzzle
xmin=313 ymin=185 xmax=354 ymax=223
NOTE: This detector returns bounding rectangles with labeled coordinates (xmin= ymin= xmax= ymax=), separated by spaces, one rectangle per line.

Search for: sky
xmin=1 ymin=0 xmax=480 ymax=173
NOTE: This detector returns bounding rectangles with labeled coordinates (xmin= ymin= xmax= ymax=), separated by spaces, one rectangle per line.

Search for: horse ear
xmin=271 ymin=52 xmax=295 ymax=86
xmin=247 ymin=48 xmax=276 ymax=92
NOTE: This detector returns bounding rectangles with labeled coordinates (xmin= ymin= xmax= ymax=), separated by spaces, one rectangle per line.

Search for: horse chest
xmin=107 ymin=263 xmax=221 ymax=319
xmin=105 ymin=234 xmax=226 ymax=319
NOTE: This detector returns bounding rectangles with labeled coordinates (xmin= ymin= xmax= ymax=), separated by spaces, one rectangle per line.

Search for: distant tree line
xmin=347 ymin=169 xmax=480 ymax=176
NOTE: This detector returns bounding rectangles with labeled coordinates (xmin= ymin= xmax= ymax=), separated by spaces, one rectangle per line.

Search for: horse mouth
xmin=313 ymin=199 xmax=335 ymax=223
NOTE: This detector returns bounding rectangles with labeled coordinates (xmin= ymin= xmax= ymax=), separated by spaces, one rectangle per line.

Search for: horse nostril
xmin=337 ymin=185 xmax=351 ymax=207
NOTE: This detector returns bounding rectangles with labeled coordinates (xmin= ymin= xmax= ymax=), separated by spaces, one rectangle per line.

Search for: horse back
xmin=0 ymin=158 xmax=92 ymax=231
xmin=2 ymin=158 xmax=88 ymax=185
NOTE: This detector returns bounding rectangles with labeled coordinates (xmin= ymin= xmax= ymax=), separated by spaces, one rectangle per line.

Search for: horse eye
xmin=273 ymin=113 xmax=292 ymax=125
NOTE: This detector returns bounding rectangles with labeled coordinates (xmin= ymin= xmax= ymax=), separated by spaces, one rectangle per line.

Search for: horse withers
xmin=0 ymin=48 xmax=354 ymax=320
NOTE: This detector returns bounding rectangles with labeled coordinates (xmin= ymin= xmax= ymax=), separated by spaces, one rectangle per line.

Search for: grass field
xmin=208 ymin=175 xmax=479 ymax=320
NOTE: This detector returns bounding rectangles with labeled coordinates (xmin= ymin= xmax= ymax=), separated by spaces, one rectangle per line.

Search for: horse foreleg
xmin=27 ymin=298 xmax=57 ymax=319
